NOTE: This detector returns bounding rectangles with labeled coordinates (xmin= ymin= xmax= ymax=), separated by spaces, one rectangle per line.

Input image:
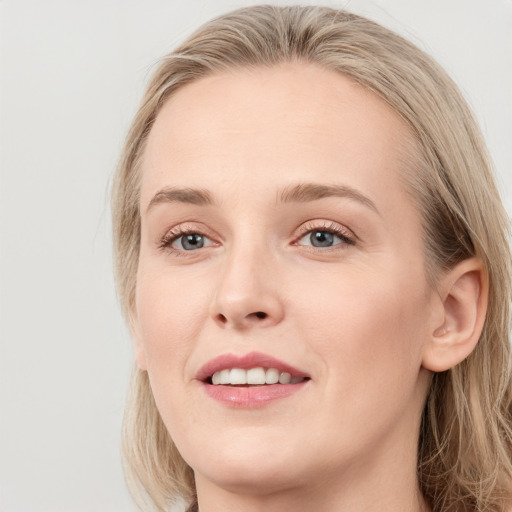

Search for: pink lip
xmin=196 ymin=351 xmax=309 ymax=381
xmin=203 ymin=381 xmax=308 ymax=408
xmin=196 ymin=351 xmax=311 ymax=409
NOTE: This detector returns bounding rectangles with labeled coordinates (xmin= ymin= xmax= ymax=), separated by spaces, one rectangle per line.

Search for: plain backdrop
xmin=1 ymin=1 xmax=511 ymax=511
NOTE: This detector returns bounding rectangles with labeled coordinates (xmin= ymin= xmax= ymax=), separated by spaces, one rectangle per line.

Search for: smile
xmin=197 ymin=352 xmax=311 ymax=407
xmin=210 ymin=367 xmax=306 ymax=386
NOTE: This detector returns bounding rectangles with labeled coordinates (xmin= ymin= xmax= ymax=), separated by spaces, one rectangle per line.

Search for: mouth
xmin=208 ymin=367 xmax=308 ymax=386
xmin=197 ymin=352 xmax=311 ymax=407
xmin=197 ymin=351 xmax=310 ymax=384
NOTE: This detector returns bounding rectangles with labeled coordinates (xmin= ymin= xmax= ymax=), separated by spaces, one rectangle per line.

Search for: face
xmin=134 ymin=63 xmax=436 ymax=496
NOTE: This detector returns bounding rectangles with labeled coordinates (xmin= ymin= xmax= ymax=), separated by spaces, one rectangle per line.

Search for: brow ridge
xmin=278 ymin=183 xmax=378 ymax=213
xmin=146 ymin=187 xmax=214 ymax=212
xmin=145 ymin=182 xmax=378 ymax=214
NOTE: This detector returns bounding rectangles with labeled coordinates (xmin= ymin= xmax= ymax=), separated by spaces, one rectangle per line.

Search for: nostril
xmin=213 ymin=310 xmax=271 ymax=327
xmin=216 ymin=313 xmax=228 ymax=324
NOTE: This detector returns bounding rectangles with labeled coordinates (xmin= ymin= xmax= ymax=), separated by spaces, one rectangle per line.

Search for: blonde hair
xmin=112 ymin=5 xmax=512 ymax=511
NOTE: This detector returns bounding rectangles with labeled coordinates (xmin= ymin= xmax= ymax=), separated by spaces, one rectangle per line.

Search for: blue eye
xmin=160 ymin=224 xmax=218 ymax=255
xmin=172 ymin=233 xmax=207 ymax=250
xmin=297 ymin=228 xmax=352 ymax=248
xmin=309 ymin=230 xmax=336 ymax=247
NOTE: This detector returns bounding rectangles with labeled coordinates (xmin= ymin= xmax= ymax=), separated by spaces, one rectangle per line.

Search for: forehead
xmin=140 ymin=62 xmax=416 ymax=210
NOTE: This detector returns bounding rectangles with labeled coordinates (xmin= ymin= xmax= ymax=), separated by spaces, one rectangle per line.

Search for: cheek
xmin=287 ymin=265 xmax=431 ymax=453
xmin=134 ymin=268 xmax=213 ymax=440
xmin=294 ymin=263 xmax=430 ymax=388
xmin=135 ymin=267 xmax=211 ymax=373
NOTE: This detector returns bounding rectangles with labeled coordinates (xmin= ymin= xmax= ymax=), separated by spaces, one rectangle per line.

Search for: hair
xmin=112 ymin=5 xmax=512 ymax=512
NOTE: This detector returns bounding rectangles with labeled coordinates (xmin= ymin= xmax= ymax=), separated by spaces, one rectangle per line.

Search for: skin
xmin=133 ymin=63 xmax=486 ymax=512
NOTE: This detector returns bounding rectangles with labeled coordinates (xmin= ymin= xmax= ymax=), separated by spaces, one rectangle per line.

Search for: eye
xmin=159 ymin=225 xmax=217 ymax=253
xmin=295 ymin=223 xmax=355 ymax=249
xmin=304 ymin=230 xmax=339 ymax=247
xmin=172 ymin=233 xmax=207 ymax=251
xmin=299 ymin=230 xmax=344 ymax=248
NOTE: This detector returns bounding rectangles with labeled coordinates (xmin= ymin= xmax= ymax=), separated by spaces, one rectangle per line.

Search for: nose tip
xmin=214 ymin=309 xmax=270 ymax=328
xmin=213 ymin=299 xmax=282 ymax=329
xmin=210 ymin=270 xmax=285 ymax=329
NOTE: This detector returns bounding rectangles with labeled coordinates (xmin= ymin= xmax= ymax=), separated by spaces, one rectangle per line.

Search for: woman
xmin=112 ymin=5 xmax=512 ymax=512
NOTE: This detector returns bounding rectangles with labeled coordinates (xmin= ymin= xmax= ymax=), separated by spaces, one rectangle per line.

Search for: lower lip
xmin=202 ymin=381 xmax=308 ymax=408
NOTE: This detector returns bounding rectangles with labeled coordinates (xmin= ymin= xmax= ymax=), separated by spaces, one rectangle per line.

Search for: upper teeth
xmin=211 ymin=367 xmax=305 ymax=385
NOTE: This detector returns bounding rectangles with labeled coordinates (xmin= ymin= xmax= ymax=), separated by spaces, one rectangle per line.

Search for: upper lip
xmin=196 ymin=351 xmax=310 ymax=382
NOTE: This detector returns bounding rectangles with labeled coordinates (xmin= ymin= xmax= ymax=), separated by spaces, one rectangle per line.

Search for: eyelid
xmin=156 ymin=219 xmax=356 ymax=255
xmin=158 ymin=222 xmax=219 ymax=252
xmin=293 ymin=220 xmax=356 ymax=245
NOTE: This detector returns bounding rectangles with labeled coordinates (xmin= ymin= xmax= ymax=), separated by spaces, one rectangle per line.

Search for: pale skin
xmin=133 ymin=63 xmax=488 ymax=512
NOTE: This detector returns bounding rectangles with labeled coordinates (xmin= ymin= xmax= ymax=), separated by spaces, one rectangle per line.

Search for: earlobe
xmin=422 ymin=258 xmax=488 ymax=373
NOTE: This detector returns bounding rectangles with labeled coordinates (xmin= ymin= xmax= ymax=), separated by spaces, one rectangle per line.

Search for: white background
xmin=1 ymin=1 xmax=510 ymax=511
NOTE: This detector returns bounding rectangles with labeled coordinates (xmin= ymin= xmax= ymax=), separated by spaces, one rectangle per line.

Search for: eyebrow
xmin=278 ymin=183 xmax=379 ymax=214
xmin=145 ymin=182 xmax=378 ymax=214
xmin=146 ymin=187 xmax=215 ymax=212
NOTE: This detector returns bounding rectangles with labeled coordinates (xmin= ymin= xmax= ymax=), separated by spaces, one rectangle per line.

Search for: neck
xmin=194 ymin=480 xmax=429 ymax=512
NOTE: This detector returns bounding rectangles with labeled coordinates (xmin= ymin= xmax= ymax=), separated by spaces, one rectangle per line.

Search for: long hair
xmin=112 ymin=6 xmax=512 ymax=511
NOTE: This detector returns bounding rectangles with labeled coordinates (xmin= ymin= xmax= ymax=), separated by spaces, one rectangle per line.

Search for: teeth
xmin=230 ymin=368 xmax=246 ymax=385
xmin=247 ymin=367 xmax=266 ymax=385
xmin=265 ymin=368 xmax=279 ymax=384
xmin=210 ymin=367 xmax=306 ymax=386
xmin=279 ymin=372 xmax=291 ymax=384
xmin=219 ymin=369 xmax=230 ymax=385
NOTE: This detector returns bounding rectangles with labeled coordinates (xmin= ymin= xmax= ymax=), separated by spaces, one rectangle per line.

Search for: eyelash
xmin=158 ymin=224 xmax=214 ymax=255
xmin=293 ymin=221 xmax=355 ymax=248
xmin=158 ymin=221 xmax=355 ymax=255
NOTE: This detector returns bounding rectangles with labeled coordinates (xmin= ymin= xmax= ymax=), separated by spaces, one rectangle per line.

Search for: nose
xmin=210 ymin=244 xmax=285 ymax=330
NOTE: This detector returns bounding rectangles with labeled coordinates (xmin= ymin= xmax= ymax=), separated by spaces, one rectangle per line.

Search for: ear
xmin=422 ymin=257 xmax=488 ymax=373
xmin=129 ymin=311 xmax=148 ymax=371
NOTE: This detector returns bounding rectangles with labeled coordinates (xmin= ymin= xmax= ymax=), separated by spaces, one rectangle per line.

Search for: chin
xmin=200 ymin=459 xmax=305 ymax=495
xmin=185 ymin=435 xmax=311 ymax=494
